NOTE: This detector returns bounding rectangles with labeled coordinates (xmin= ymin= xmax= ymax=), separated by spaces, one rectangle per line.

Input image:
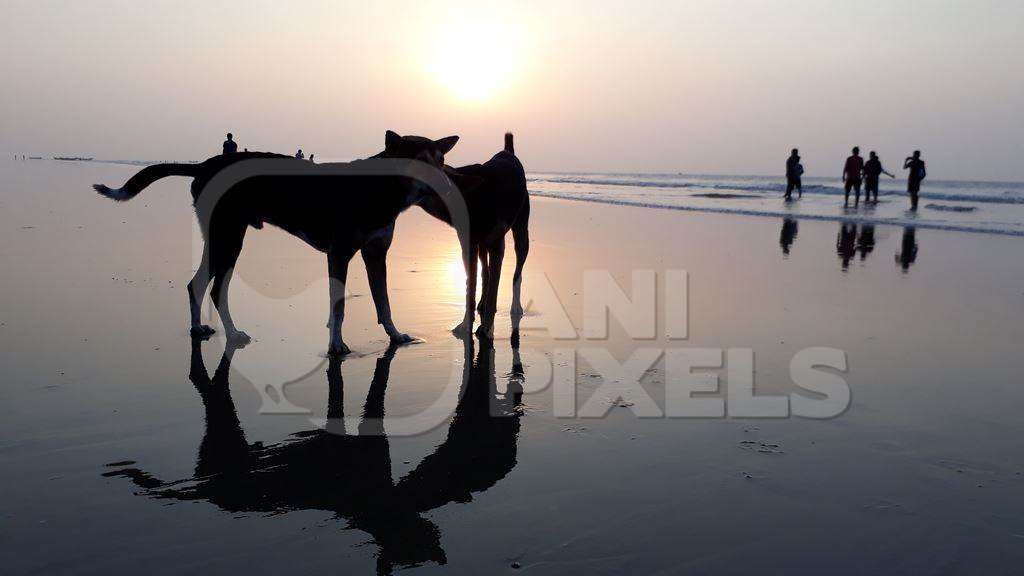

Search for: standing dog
xmin=352 ymin=132 xmax=529 ymax=344
xmin=416 ymin=133 xmax=530 ymax=339
xmin=92 ymin=132 xmax=459 ymax=355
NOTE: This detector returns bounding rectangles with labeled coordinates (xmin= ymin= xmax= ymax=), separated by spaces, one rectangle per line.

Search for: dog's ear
xmin=434 ymin=135 xmax=459 ymax=155
xmin=385 ymin=130 xmax=402 ymax=151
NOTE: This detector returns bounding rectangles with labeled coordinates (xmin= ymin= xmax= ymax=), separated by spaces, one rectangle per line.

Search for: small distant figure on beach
xmin=779 ymin=218 xmax=799 ymax=255
xmin=903 ymin=150 xmax=926 ymax=210
xmin=785 ymin=149 xmax=803 ymax=200
xmin=222 ymin=133 xmax=238 ymax=155
xmin=309 ymin=154 xmax=315 ymax=163
xmin=295 ymin=149 xmax=304 ymax=159
xmin=842 ymin=147 xmax=864 ymax=207
xmin=863 ymin=151 xmax=895 ymax=203
xmin=896 ymin=226 xmax=919 ymax=271
xmin=243 ymin=148 xmax=248 ymax=152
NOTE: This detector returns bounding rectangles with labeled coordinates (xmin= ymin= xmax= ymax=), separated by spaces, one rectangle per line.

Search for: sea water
xmin=528 ymin=172 xmax=1024 ymax=236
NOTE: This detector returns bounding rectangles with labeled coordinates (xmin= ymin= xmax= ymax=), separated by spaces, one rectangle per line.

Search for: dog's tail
xmin=504 ymin=132 xmax=515 ymax=155
xmin=93 ymin=162 xmax=199 ymax=201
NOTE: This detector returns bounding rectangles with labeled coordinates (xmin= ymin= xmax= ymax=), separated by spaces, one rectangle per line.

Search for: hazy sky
xmin=2 ymin=0 xmax=1022 ymax=179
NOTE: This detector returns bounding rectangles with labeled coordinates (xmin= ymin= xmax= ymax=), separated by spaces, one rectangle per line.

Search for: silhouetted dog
xmin=93 ymin=131 xmax=459 ymax=355
xmin=412 ymin=133 xmax=530 ymax=339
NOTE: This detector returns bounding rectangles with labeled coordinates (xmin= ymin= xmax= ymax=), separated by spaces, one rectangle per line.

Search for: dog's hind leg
xmin=328 ymin=248 xmax=356 ymax=356
xmin=188 ymin=243 xmax=216 ymax=338
xmin=509 ymin=204 xmax=530 ymax=345
xmin=209 ymin=219 xmax=250 ymax=345
xmin=510 ymin=204 xmax=530 ymax=319
xmin=476 ymin=239 xmax=505 ymax=339
xmin=361 ymin=229 xmax=412 ymax=344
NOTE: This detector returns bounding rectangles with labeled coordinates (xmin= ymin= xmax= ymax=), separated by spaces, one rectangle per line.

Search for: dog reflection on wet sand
xmin=103 ymin=336 xmax=524 ymax=575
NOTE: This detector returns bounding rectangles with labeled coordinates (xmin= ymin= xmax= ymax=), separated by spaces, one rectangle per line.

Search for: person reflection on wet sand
xmin=836 ymin=223 xmax=858 ymax=270
xmin=856 ymin=224 xmax=876 ymax=261
xmin=103 ymin=335 xmax=524 ymax=575
xmin=779 ymin=218 xmax=799 ymax=256
xmin=896 ymin=226 xmax=919 ymax=272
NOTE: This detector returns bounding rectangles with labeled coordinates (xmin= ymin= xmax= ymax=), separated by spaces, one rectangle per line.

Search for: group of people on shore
xmin=222 ymin=133 xmax=314 ymax=163
xmin=785 ymin=147 xmax=927 ymax=210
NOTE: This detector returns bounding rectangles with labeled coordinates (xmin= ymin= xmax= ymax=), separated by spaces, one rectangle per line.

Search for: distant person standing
xmin=842 ymin=147 xmax=864 ymax=207
xmin=295 ymin=149 xmax=304 ymax=159
xmin=309 ymin=153 xmax=315 ymax=163
xmin=863 ymin=151 xmax=895 ymax=203
xmin=785 ymin=149 xmax=803 ymax=200
xmin=222 ymin=133 xmax=238 ymax=155
xmin=903 ymin=150 xmax=926 ymax=210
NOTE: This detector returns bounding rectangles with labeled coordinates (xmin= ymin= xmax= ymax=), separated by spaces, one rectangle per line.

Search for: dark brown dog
xmin=93 ymin=132 xmax=459 ymax=355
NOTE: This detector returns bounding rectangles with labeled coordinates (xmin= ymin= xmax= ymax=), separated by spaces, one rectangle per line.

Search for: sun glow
xmin=429 ymin=18 xmax=524 ymax=102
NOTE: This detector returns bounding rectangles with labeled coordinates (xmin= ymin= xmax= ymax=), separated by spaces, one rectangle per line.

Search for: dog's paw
xmin=475 ymin=323 xmax=494 ymax=339
xmin=328 ymin=342 xmax=352 ymax=356
xmin=191 ymin=325 xmax=216 ymax=338
xmin=452 ymin=320 xmax=473 ymax=335
xmin=389 ymin=332 xmax=414 ymax=344
xmin=226 ymin=330 xmax=251 ymax=346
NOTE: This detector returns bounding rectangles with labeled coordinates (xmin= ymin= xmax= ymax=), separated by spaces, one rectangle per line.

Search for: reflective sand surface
xmin=2 ymin=160 xmax=1024 ymax=574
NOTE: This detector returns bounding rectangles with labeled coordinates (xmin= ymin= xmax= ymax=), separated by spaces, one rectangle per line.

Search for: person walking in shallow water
xmin=904 ymin=150 xmax=926 ymax=210
xmin=222 ymin=133 xmax=238 ymax=155
xmin=785 ymin=149 xmax=803 ymax=200
xmin=863 ymin=151 xmax=895 ymax=203
xmin=842 ymin=147 xmax=864 ymax=207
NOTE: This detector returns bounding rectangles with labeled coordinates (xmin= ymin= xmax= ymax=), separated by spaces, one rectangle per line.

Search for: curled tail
xmin=93 ymin=162 xmax=199 ymax=201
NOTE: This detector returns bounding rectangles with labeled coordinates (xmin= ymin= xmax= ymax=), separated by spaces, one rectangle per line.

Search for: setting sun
xmin=429 ymin=19 xmax=523 ymax=102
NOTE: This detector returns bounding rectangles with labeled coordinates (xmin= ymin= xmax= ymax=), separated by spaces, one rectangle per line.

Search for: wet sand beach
xmin=2 ymin=160 xmax=1024 ymax=574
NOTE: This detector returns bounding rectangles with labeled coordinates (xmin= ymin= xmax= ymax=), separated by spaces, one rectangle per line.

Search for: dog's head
xmin=381 ymin=130 xmax=459 ymax=169
xmin=378 ymin=130 xmax=461 ymax=208
xmin=410 ymin=165 xmax=486 ymax=225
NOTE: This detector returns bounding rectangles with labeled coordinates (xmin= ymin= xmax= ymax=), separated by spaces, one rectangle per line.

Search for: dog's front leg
xmin=476 ymin=241 xmax=504 ymax=339
xmin=328 ymin=249 xmax=354 ymax=356
xmin=361 ymin=233 xmax=412 ymax=344
xmin=476 ymin=250 xmax=489 ymax=314
xmin=452 ymin=243 xmax=479 ymax=335
xmin=188 ymin=244 xmax=216 ymax=338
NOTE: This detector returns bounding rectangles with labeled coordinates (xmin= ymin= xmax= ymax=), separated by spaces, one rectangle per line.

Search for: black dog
xmin=401 ymin=133 xmax=530 ymax=339
xmin=93 ymin=132 xmax=459 ymax=355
